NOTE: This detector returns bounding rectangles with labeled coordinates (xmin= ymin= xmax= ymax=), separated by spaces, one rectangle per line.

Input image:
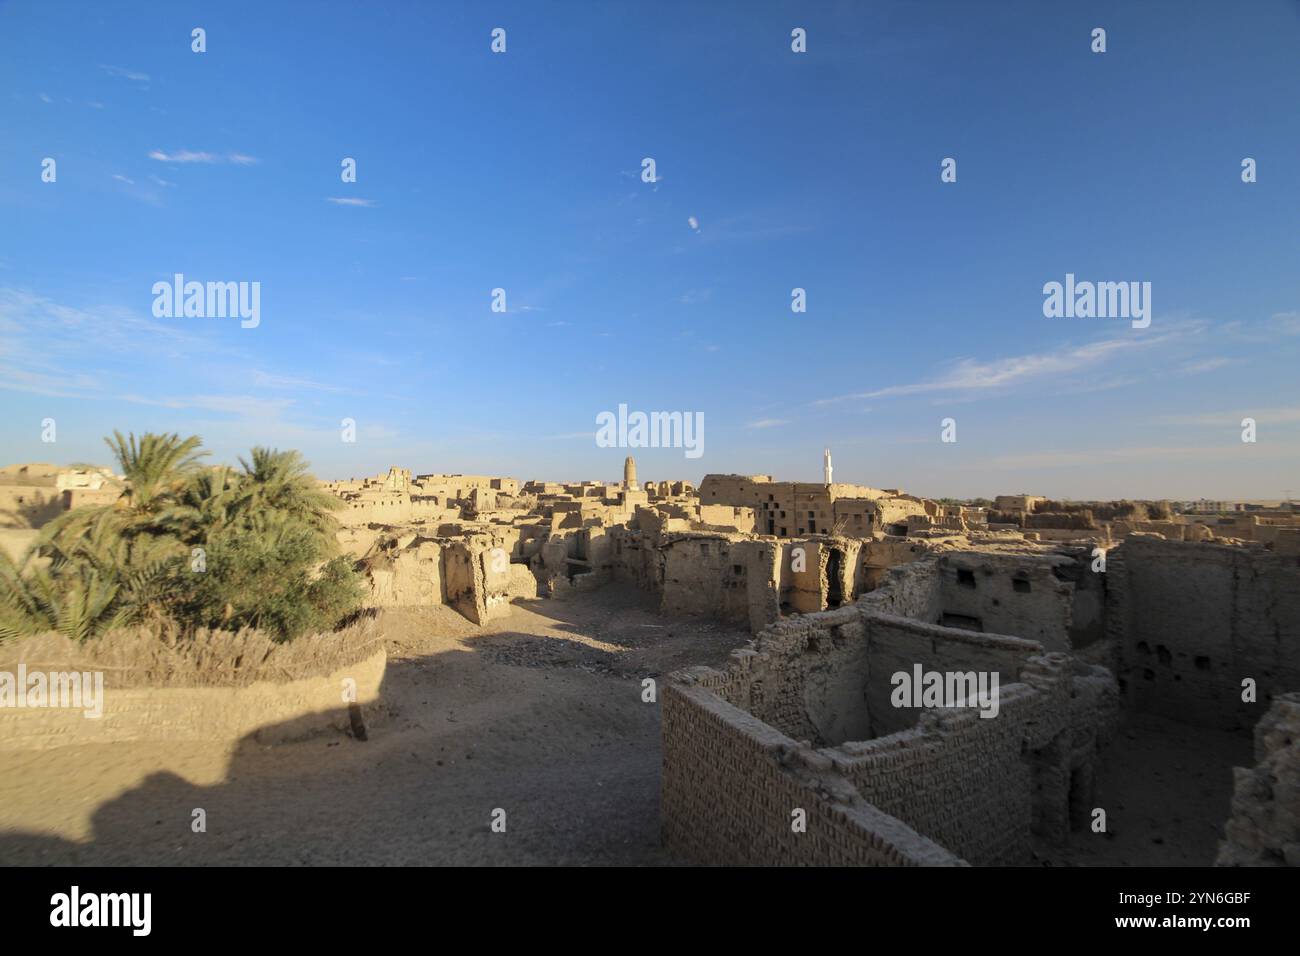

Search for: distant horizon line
xmin=4 ymin=459 xmax=1290 ymax=506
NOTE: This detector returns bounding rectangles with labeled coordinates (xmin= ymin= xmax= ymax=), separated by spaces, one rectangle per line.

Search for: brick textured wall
xmin=661 ymin=560 xmax=1119 ymax=865
xmin=662 ymin=680 xmax=964 ymax=866
xmin=1111 ymin=537 xmax=1300 ymax=730
xmin=1217 ymin=692 xmax=1300 ymax=866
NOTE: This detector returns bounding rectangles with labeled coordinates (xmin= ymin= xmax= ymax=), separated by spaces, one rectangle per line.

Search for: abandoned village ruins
xmin=309 ymin=454 xmax=1300 ymax=867
xmin=4 ymin=454 xmax=1298 ymax=867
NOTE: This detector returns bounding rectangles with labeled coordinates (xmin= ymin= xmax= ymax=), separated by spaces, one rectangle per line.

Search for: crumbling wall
xmin=662 ymin=601 xmax=1119 ymax=865
xmin=858 ymin=538 xmax=933 ymax=594
xmin=935 ymin=553 xmax=1076 ymax=650
xmin=0 ymin=621 xmax=386 ymax=749
xmin=1217 ymin=692 xmax=1300 ymax=866
xmin=778 ymin=540 xmax=824 ymax=613
xmin=441 ymin=541 xmax=482 ymax=623
xmin=856 ymin=554 xmax=940 ymax=620
xmin=1109 ymin=537 xmax=1300 ymax=730
xmin=662 ymin=677 xmax=965 ymax=866
xmin=860 ymin=612 xmax=1044 ymax=738
xmin=839 ymin=667 xmax=1066 ymax=866
xmin=660 ymin=536 xmax=774 ymax=628
xmin=360 ymin=538 xmax=443 ymax=606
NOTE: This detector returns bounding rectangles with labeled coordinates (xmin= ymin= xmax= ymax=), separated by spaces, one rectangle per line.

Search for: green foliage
xmin=178 ymin=523 xmax=362 ymax=641
xmin=0 ymin=432 xmax=360 ymax=643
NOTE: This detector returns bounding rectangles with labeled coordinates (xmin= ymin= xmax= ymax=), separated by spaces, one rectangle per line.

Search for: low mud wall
xmin=0 ymin=621 xmax=386 ymax=751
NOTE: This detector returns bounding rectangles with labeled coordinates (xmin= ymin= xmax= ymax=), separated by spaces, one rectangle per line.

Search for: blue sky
xmin=2 ymin=0 xmax=1297 ymax=499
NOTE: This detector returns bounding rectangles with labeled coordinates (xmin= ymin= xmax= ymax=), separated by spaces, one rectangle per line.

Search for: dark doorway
xmin=826 ymin=548 xmax=844 ymax=607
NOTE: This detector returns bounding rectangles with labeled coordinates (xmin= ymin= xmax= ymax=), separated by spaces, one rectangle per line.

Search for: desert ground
xmin=0 ymin=585 xmax=746 ymax=865
xmin=1034 ymin=712 xmax=1251 ymax=867
xmin=0 ymin=584 xmax=1249 ymax=866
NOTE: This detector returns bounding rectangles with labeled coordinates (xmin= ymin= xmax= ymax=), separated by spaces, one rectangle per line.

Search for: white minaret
xmin=823 ymin=447 xmax=833 ymax=486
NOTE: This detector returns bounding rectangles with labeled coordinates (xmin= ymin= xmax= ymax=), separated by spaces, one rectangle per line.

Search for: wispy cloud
xmin=1178 ymin=357 xmax=1235 ymax=375
xmin=148 ymin=150 xmax=218 ymax=163
xmin=120 ymin=393 xmax=298 ymax=418
xmin=746 ymin=418 xmax=790 ymax=429
xmin=325 ymin=197 xmax=375 ymax=207
xmin=1272 ymin=311 xmax=1300 ymax=336
xmin=814 ymin=331 xmax=1180 ymax=405
xmin=100 ymin=64 xmax=150 ymax=83
xmin=248 ymin=370 xmax=354 ymax=394
xmin=149 ymin=150 xmax=260 ymax=165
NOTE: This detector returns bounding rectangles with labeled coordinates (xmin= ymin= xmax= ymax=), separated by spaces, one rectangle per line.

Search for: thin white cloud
xmin=746 ymin=418 xmax=790 ymax=429
xmin=120 ymin=393 xmax=298 ymax=418
xmin=111 ymin=174 xmax=135 ymax=185
xmin=1272 ymin=311 xmax=1300 ymax=336
xmin=814 ymin=331 xmax=1181 ymax=406
xmin=149 ymin=150 xmax=219 ymax=163
xmin=100 ymin=65 xmax=150 ymax=83
xmin=248 ymin=370 xmax=353 ymax=394
xmin=149 ymin=150 xmax=260 ymax=165
xmin=1178 ymin=357 xmax=1234 ymax=375
xmin=325 ymin=197 xmax=375 ymax=207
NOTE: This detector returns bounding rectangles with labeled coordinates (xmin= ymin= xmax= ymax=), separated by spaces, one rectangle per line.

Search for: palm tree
xmin=158 ymin=465 xmax=241 ymax=542
xmin=0 ymin=513 xmax=182 ymax=642
xmin=235 ymin=448 xmax=341 ymax=550
xmin=104 ymin=431 xmax=208 ymax=514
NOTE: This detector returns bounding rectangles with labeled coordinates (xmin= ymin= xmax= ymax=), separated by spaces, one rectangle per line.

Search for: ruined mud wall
xmin=659 ymin=536 xmax=781 ymax=632
xmin=362 ymin=539 xmax=444 ymax=605
xmin=1108 ymin=538 xmax=1300 ymax=730
xmin=608 ymin=528 xmax=661 ymax=591
xmin=856 ymin=555 xmax=940 ymax=619
xmin=840 ymin=674 xmax=1060 ymax=866
xmin=661 ymin=557 xmax=1121 ymax=866
xmin=934 ymin=553 xmax=1076 ymax=651
xmin=860 ymin=612 xmax=1044 ymax=738
xmin=1217 ymin=692 xmax=1300 ymax=866
xmin=0 ymin=621 xmax=386 ymax=750
xmin=662 ymin=678 xmax=965 ymax=866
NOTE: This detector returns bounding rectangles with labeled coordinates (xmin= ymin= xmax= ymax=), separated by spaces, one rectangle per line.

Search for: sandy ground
xmin=0 ymin=585 xmax=747 ymax=866
xmin=0 ymin=586 xmax=1254 ymax=866
xmin=1033 ymin=712 xmax=1253 ymax=867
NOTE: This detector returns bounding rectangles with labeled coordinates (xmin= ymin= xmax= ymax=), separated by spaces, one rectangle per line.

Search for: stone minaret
xmin=624 ymin=455 xmax=638 ymax=491
xmin=823 ymin=448 xmax=833 ymax=486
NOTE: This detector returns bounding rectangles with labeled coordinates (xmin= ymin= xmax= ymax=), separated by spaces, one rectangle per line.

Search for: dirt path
xmin=0 ymin=586 xmax=748 ymax=866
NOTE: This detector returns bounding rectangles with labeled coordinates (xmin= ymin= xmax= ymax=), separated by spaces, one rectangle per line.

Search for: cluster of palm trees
xmin=0 ymin=432 xmax=360 ymax=643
